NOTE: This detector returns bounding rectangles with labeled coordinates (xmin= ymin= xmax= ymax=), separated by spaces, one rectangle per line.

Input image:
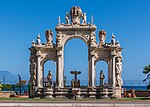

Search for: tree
xmin=143 ymin=65 xmax=150 ymax=89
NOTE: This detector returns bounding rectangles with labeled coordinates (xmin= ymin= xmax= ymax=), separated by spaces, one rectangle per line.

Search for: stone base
xmin=43 ymin=88 xmax=54 ymax=99
xmin=72 ymin=88 xmax=82 ymax=99
xmin=112 ymin=87 xmax=122 ymax=98
xmin=32 ymin=87 xmax=120 ymax=99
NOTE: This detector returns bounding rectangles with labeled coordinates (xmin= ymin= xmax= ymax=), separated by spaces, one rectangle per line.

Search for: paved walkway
xmin=0 ymin=101 xmax=150 ymax=107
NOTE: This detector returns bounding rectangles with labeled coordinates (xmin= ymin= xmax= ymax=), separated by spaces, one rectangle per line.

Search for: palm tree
xmin=143 ymin=65 xmax=150 ymax=89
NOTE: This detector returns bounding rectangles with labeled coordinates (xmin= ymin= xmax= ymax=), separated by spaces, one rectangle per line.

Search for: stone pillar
xmin=108 ymin=61 xmax=112 ymax=86
xmin=56 ymin=49 xmax=64 ymax=88
xmin=91 ymin=56 xmax=95 ymax=87
xmin=112 ymin=55 xmax=116 ymax=87
xmin=88 ymin=55 xmax=95 ymax=87
xmin=88 ymin=59 xmax=91 ymax=87
xmin=36 ymin=55 xmax=43 ymax=88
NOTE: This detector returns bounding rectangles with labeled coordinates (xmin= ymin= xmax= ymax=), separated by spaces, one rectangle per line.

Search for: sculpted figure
xmin=45 ymin=30 xmax=53 ymax=44
xmin=99 ymin=30 xmax=106 ymax=46
xmin=65 ymin=12 xmax=70 ymax=24
xmin=111 ymin=33 xmax=116 ymax=45
xmin=100 ymin=70 xmax=105 ymax=87
xmin=36 ymin=35 xmax=41 ymax=44
xmin=116 ymin=56 xmax=123 ymax=86
xmin=82 ymin=13 xmax=86 ymax=24
xmin=47 ymin=70 xmax=52 ymax=87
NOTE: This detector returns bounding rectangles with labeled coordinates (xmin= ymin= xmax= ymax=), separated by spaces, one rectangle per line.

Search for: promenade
xmin=0 ymin=100 xmax=150 ymax=107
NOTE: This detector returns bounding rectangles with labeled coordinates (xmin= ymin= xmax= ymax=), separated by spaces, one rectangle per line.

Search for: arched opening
xmin=43 ymin=60 xmax=56 ymax=87
xmin=95 ymin=60 xmax=108 ymax=86
xmin=64 ymin=38 xmax=88 ymax=87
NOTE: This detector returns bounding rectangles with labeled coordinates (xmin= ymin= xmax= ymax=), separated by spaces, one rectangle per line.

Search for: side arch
xmin=95 ymin=59 xmax=109 ymax=86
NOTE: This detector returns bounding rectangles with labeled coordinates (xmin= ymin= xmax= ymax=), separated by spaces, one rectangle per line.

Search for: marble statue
xmin=111 ymin=33 xmax=116 ymax=45
xmin=70 ymin=6 xmax=82 ymax=24
xmin=32 ymin=40 xmax=35 ymax=47
xmin=36 ymin=34 xmax=41 ymax=44
xmin=65 ymin=12 xmax=70 ymax=24
xmin=45 ymin=30 xmax=53 ymax=44
xmin=100 ymin=70 xmax=105 ymax=87
xmin=99 ymin=30 xmax=106 ymax=46
xmin=47 ymin=70 xmax=52 ymax=87
xmin=116 ymin=56 xmax=123 ymax=86
xmin=82 ymin=13 xmax=86 ymax=24
xmin=116 ymin=40 xmax=120 ymax=47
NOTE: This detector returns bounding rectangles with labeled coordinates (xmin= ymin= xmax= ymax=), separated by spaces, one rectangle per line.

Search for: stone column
xmin=56 ymin=49 xmax=64 ymax=88
xmin=88 ymin=54 xmax=95 ymax=87
xmin=36 ymin=55 xmax=43 ymax=88
xmin=112 ymin=55 xmax=116 ymax=87
xmin=88 ymin=59 xmax=91 ymax=87
xmin=91 ymin=56 xmax=95 ymax=87
xmin=108 ymin=61 xmax=112 ymax=86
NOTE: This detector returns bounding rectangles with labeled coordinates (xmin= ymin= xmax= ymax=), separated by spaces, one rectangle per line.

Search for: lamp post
xmin=3 ymin=76 xmax=6 ymax=91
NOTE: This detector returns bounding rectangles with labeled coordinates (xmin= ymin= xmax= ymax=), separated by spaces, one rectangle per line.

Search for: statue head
xmin=99 ymin=30 xmax=106 ymax=43
xmin=116 ymin=56 xmax=123 ymax=62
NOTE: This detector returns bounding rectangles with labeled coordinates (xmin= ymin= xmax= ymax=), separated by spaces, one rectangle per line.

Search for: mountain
xmin=0 ymin=70 xmax=18 ymax=84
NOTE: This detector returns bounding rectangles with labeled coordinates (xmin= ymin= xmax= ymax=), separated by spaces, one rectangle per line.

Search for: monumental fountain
xmin=29 ymin=6 xmax=123 ymax=99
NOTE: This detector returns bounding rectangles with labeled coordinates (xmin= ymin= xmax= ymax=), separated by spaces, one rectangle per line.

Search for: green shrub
xmin=147 ymin=84 xmax=150 ymax=90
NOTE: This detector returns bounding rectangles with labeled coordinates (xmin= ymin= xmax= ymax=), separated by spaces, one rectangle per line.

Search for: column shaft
xmin=57 ymin=55 xmax=64 ymax=88
xmin=37 ymin=56 xmax=43 ymax=88
xmin=91 ymin=56 xmax=95 ymax=87
xmin=112 ymin=56 xmax=116 ymax=87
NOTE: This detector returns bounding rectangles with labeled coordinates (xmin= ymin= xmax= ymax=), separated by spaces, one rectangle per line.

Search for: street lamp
xmin=3 ymin=76 xmax=6 ymax=91
xmin=3 ymin=76 xmax=6 ymax=84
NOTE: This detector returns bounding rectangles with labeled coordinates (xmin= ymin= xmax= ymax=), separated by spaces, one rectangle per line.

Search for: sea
xmin=122 ymin=86 xmax=147 ymax=91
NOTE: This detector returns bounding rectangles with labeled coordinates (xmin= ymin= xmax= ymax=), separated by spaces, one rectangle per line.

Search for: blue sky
xmin=0 ymin=0 xmax=150 ymax=84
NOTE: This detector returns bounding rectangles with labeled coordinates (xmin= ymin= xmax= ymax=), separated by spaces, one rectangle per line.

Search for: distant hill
xmin=0 ymin=70 xmax=18 ymax=84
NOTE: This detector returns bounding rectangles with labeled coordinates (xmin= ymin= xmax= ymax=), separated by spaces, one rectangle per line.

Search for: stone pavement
xmin=0 ymin=101 xmax=150 ymax=107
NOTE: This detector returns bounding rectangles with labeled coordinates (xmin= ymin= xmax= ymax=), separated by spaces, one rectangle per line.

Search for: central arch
xmin=62 ymin=34 xmax=89 ymax=47
xmin=64 ymin=37 xmax=88 ymax=86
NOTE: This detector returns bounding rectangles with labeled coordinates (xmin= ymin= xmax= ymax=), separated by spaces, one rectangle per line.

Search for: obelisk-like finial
xmin=58 ymin=15 xmax=61 ymax=25
xmin=91 ymin=15 xmax=94 ymax=24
